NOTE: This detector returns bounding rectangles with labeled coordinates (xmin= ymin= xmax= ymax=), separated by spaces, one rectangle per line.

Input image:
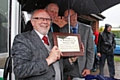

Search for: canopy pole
xmin=8 ymin=0 xmax=12 ymax=79
xmin=68 ymin=0 xmax=70 ymax=33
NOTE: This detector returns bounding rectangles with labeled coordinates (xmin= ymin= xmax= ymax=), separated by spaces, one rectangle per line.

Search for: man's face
xmin=64 ymin=10 xmax=77 ymax=27
xmin=31 ymin=10 xmax=51 ymax=35
xmin=46 ymin=4 xmax=59 ymax=21
xmin=107 ymin=26 xmax=112 ymax=32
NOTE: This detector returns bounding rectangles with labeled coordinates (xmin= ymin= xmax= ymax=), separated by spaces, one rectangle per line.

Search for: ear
xmin=30 ymin=20 xmax=34 ymax=27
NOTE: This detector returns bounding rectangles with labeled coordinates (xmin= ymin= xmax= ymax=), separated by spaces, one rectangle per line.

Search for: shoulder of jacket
xmin=78 ymin=22 xmax=91 ymax=30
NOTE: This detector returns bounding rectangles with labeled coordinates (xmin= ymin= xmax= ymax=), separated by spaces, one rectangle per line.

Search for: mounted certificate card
xmin=52 ymin=32 xmax=84 ymax=57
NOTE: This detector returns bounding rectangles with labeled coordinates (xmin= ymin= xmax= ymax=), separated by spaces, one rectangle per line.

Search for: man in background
xmin=45 ymin=3 xmax=67 ymax=32
xmin=97 ymin=24 xmax=116 ymax=79
xmin=60 ymin=9 xmax=94 ymax=80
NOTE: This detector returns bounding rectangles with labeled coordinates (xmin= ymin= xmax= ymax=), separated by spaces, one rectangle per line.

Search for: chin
xmin=42 ymin=31 xmax=48 ymax=35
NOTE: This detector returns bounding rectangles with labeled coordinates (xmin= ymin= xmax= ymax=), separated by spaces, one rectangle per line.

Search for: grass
xmin=114 ymin=55 xmax=120 ymax=62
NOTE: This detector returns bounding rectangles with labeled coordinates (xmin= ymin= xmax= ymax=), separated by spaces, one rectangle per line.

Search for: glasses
xmin=64 ymin=13 xmax=76 ymax=19
xmin=32 ymin=17 xmax=52 ymax=22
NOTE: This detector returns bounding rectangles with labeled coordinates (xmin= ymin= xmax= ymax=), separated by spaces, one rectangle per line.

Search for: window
xmin=0 ymin=0 xmax=8 ymax=68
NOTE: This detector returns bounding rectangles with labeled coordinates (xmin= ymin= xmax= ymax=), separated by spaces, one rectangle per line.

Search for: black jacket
xmin=97 ymin=25 xmax=116 ymax=55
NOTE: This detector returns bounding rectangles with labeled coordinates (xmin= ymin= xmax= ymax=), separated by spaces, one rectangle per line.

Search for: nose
xmin=42 ymin=19 xmax=48 ymax=23
xmin=52 ymin=12 xmax=58 ymax=17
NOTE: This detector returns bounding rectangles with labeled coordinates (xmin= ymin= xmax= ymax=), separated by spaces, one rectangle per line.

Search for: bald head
xmin=45 ymin=3 xmax=59 ymax=20
xmin=31 ymin=9 xmax=51 ymax=35
xmin=31 ymin=9 xmax=50 ymax=19
xmin=46 ymin=3 xmax=59 ymax=10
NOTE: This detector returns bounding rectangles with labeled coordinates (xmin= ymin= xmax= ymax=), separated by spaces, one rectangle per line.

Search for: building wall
xmin=80 ymin=15 xmax=100 ymax=32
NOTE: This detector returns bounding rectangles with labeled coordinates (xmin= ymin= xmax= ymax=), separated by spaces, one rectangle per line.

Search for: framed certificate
xmin=52 ymin=32 xmax=84 ymax=57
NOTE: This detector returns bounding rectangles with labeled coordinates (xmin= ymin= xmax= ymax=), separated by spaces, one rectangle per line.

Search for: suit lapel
xmin=31 ymin=30 xmax=49 ymax=57
xmin=78 ymin=22 xmax=82 ymax=35
xmin=48 ymin=32 xmax=53 ymax=46
xmin=78 ymin=22 xmax=86 ymax=41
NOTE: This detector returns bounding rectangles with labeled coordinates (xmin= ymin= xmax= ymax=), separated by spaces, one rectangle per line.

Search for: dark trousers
xmin=99 ymin=53 xmax=115 ymax=77
xmin=93 ymin=54 xmax=99 ymax=69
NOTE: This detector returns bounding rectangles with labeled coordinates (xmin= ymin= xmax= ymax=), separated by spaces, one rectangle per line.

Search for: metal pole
xmin=9 ymin=0 xmax=12 ymax=79
xmin=68 ymin=0 xmax=71 ymax=33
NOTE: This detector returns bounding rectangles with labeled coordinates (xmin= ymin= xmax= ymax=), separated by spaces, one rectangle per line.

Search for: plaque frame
xmin=52 ymin=32 xmax=84 ymax=57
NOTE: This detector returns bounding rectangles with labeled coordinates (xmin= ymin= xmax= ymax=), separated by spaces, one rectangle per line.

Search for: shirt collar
xmin=70 ymin=23 xmax=78 ymax=29
xmin=34 ymin=29 xmax=48 ymax=39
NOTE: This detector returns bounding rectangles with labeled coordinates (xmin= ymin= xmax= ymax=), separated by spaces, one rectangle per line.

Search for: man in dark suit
xmin=45 ymin=3 xmax=67 ymax=32
xmin=60 ymin=9 xmax=94 ymax=80
xmin=12 ymin=9 xmax=71 ymax=80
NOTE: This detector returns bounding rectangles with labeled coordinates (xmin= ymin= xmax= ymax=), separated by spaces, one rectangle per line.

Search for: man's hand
xmin=82 ymin=69 xmax=90 ymax=77
xmin=69 ymin=56 xmax=78 ymax=64
xmin=46 ymin=46 xmax=63 ymax=65
xmin=97 ymin=53 xmax=101 ymax=57
xmin=53 ymin=16 xmax=67 ymax=28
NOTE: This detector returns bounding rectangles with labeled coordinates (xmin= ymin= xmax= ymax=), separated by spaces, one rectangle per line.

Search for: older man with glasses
xmin=12 ymin=9 xmax=73 ymax=80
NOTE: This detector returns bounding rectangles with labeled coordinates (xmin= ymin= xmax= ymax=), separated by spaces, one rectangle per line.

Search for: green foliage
xmin=112 ymin=31 xmax=120 ymax=38
xmin=99 ymin=26 xmax=104 ymax=32
xmin=114 ymin=56 xmax=120 ymax=62
xmin=0 ymin=77 xmax=3 ymax=80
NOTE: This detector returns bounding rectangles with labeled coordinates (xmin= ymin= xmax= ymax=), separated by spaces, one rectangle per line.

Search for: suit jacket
xmin=60 ymin=22 xmax=94 ymax=77
xmin=12 ymin=30 xmax=64 ymax=80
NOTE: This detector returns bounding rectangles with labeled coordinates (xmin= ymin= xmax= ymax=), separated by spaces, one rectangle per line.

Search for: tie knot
xmin=42 ymin=36 xmax=49 ymax=45
xmin=72 ymin=28 xmax=77 ymax=34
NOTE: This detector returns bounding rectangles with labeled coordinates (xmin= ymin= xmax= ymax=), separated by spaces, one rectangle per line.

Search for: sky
xmin=99 ymin=3 xmax=120 ymax=27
